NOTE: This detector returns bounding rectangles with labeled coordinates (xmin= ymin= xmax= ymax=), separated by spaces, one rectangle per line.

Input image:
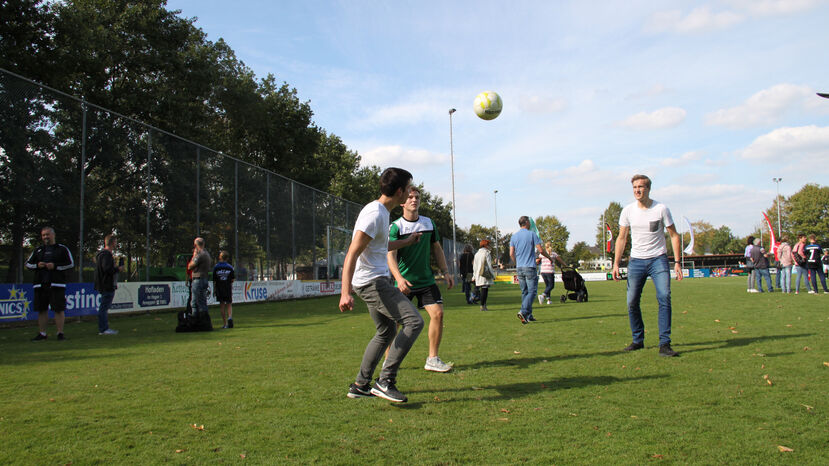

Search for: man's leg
xmin=817 ymin=268 xmax=828 ymax=292
xmin=754 ymin=269 xmax=764 ymax=292
xmin=626 ymin=258 xmax=648 ymax=345
xmin=98 ymin=291 xmax=114 ymax=333
xmin=54 ymin=311 xmax=65 ymax=334
xmin=526 ymin=268 xmax=538 ymax=317
xmin=377 ymin=279 xmax=424 ymax=381
xmin=37 ymin=311 xmax=49 ymax=334
xmin=648 ymin=256 xmax=672 ymax=346
xmin=516 ymin=268 xmax=530 ymax=318
xmin=354 ymin=281 xmax=399 ymax=386
xmin=52 ymin=287 xmax=66 ymax=334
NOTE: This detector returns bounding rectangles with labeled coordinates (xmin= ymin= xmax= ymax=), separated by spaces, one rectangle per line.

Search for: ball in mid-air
xmin=473 ymin=91 xmax=502 ymax=120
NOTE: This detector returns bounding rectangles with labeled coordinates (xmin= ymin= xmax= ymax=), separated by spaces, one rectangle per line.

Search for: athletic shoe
xmin=228 ymin=319 xmax=234 ymax=328
xmin=57 ymin=333 xmax=66 ymax=341
xmin=546 ymin=299 xmax=552 ymax=305
xmin=98 ymin=329 xmax=118 ymax=335
xmin=623 ymin=342 xmax=644 ymax=352
xmin=31 ymin=333 xmax=47 ymax=342
xmin=659 ymin=344 xmax=679 ymax=357
xmin=808 ymin=290 xmax=816 ymax=294
xmin=371 ymin=379 xmax=407 ymax=403
xmin=346 ymin=382 xmax=374 ymax=399
xmin=221 ymin=325 xmax=228 ymax=329
xmin=537 ymin=295 xmax=544 ymax=305
xmin=517 ymin=313 xmax=527 ymax=324
xmin=424 ymin=356 xmax=453 ymax=372
xmin=527 ymin=315 xmax=537 ymax=322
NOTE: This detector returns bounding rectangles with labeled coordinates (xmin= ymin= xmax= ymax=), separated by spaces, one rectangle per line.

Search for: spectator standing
xmin=777 ymin=237 xmax=793 ymax=294
xmin=459 ymin=245 xmax=476 ymax=304
xmin=94 ymin=234 xmax=123 ymax=335
xmin=213 ymin=251 xmax=235 ymax=328
xmin=473 ymin=239 xmax=496 ymax=312
xmin=792 ymin=234 xmax=811 ymax=294
xmin=750 ymin=238 xmax=774 ymax=293
xmin=612 ymin=175 xmax=682 ymax=357
xmin=744 ymin=236 xmax=756 ymax=293
xmin=187 ymin=237 xmax=212 ymax=315
xmin=803 ymin=234 xmax=828 ymax=293
xmin=510 ymin=216 xmax=553 ymax=324
xmin=25 ymin=227 xmax=74 ymax=341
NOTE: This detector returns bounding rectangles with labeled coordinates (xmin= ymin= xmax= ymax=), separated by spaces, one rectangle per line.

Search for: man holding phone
xmin=94 ymin=234 xmax=124 ymax=335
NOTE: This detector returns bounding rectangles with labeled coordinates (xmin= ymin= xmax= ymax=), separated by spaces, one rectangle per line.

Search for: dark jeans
xmin=541 ymin=273 xmax=555 ymax=298
xmin=97 ymin=291 xmax=114 ymax=333
xmin=808 ymin=267 xmax=828 ymax=292
xmin=462 ymin=279 xmax=472 ymax=303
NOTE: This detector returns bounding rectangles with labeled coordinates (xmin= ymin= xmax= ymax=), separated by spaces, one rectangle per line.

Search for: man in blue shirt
xmin=510 ymin=216 xmax=553 ymax=324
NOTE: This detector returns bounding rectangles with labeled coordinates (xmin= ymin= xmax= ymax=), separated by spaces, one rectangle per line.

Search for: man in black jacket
xmin=25 ymin=227 xmax=75 ymax=341
xmin=95 ymin=234 xmax=123 ymax=335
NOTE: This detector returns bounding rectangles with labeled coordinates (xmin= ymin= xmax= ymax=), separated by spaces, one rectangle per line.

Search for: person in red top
xmin=792 ymin=234 xmax=811 ymax=294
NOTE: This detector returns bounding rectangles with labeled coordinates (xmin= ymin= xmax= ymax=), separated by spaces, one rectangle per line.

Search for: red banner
xmin=762 ymin=212 xmax=778 ymax=260
xmin=606 ymin=223 xmax=613 ymax=253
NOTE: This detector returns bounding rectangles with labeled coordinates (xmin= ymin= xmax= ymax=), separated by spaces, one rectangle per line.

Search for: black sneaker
xmin=227 ymin=319 xmax=234 ymax=329
xmin=370 ymin=379 xmax=407 ymax=403
xmin=659 ymin=344 xmax=679 ymax=357
xmin=31 ymin=333 xmax=47 ymax=342
xmin=516 ymin=313 xmax=527 ymax=324
xmin=57 ymin=333 xmax=66 ymax=341
xmin=527 ymin=315 xmax=537 ymax=322
xmin=346 ymin=382 xmax=374 ymax=399
xmin=623 ymin=342 xmax=644 ymax=352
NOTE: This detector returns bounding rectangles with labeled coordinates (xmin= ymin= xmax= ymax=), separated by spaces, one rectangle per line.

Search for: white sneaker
xmin=424 ymin=356 xmax=453 ymax=373
xmin=537 ymin=295 xmax=544 ymax=305
xmin=99 ymin=329 xmax=118 ymax=335
xmin=808 ymin=290 xmax=816 ymax=294
xmin=546 ymin=299 xmax=552 ymax=305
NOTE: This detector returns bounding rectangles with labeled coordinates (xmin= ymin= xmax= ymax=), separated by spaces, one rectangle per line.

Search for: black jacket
xmin=94 ymin=249 xmax=119 ymax=292
xmin=459 ymin=251 xmax=474 ymax=275
xmin=25 ymin=243 xmax=74 ymax=286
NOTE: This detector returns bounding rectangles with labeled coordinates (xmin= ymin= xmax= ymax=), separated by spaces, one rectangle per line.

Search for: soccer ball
xmin=473 ymin=91 xmax=503 ymax=120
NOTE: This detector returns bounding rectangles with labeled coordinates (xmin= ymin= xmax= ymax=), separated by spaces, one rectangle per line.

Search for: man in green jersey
xmin=388 ymin=187 xmax=455 ymax=372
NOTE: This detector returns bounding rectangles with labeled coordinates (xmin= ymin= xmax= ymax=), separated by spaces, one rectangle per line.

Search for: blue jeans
xmin=793 ymin=265 xmax=811 ymax=292
xmin=191 ymin=277 xmax=209 ymax=313
xmin=541 ymin=273 xmax=555 ymax=298
xmin=754 ymin=268 xmax=773 ymax=292
xmin=516 ymin=267 xmax=538 ymax=318
xmin=780 ymin=266 xmax=792 ymax=293
xmin=626 ymin=255 xmax=672 ymax=346
xmin=97 ymin=291 xmax=114 ymax=333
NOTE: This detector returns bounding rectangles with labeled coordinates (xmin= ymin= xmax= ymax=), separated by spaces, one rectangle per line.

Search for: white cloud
xmin=738 ymin=125 xmax=829 ymax=163
xmin=360 ymin=145 xmax=448 ymax=168
xmin=705 ymin=84 xmax=814 ymax=129
xmin=646 ymin=7 xmax=743 ymax=34
xmin=528 ymin=159 xmax=628 ymax=188
xmin=661 ymin=151 xmax=704 ymax=167
xmin=616 ymin=107 xmax=687 ymax=130
xmin=725 ymin=0 xmax=823 ymax=16
xmin=517 ymin=95 xmax=567 ymax=114
xmin=626 ymin=84 xmax=669 ymax=101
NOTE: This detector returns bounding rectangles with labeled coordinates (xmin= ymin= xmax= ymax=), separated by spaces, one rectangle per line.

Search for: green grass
xmin=1 ymin=277 xmax=827 ymax=464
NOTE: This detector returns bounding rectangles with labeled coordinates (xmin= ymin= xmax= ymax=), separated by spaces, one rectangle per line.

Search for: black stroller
xmin=175 ymin=276 xmax=213 ymax=332
xmin=559 ymin=267 xmax=589 ymax=303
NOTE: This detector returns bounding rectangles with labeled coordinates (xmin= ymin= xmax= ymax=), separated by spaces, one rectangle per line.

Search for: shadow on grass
xmin=677 ymin=333 xmax=814 ymax=354
xmin=463 ymin=348 xmax=624 ymax=370
xmin=409 ymin=374 xmax=669 ymax=402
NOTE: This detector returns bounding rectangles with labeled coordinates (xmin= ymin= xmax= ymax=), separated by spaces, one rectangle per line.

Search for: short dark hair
xmin=746 ymin=236 xmax=755 ymax=245
xmin=518 ymin=216 xmax=530 ymax=227
xmin=104 ymin=234 xmax=117 ymax=247
xmin=631 ymin=174 xmax=652 ymax=189
xmin=219 ymin=250 xmax=230 ymax=261
xmin=379 ymin=167 xmax=413 ymax=197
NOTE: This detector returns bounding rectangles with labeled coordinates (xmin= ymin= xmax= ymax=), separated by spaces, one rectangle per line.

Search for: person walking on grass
xmin=612 ymin=174 xmax=682 ymax=358
xmin=510 ymin=216 xmax=553 ymax=324
xmin=473 ymin=239 xmax=496 ymax=311
xmin=340 ymin=168 xmax=424 ymax=403
xmin=792 ymin=234 xmax=811 ymax=294
xmin=388 ymin=186 xmax=455 ymax=373
xmin=459 ymin=244 xmax=476 ymax=304
xmin=803 ymin=234 xmax=828 ymax=294
xmin=537 ymin=241 xmax=567 ymax=305
xmin=26 ymin=227 xmax=74 ymax=341
xmin=213 ymin=251 xmax=235 ymax=328
xmin=94 ymin=234 xmax=123 ymax=335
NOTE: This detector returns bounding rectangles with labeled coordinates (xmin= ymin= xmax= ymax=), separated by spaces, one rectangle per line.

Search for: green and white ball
xmin=473 ymin=91 xmax=503 ymax=120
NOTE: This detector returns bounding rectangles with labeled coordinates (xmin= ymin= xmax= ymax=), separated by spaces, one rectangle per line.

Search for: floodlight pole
xmin=772 ymin=177 xmax=782 ymax=236
xmin=494 ymin=189 xmax=499 ymax=266
xmin=449 ymin=108 xmax=458 ymax=279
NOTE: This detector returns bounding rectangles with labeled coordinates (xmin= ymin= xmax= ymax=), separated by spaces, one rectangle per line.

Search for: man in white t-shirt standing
xmin=340 ymin=167 xmax=424 ymax=402
xmin=612 ymin=174 xmax=683 ymax=357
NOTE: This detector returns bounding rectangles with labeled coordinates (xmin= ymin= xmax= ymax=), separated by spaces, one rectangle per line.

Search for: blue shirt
xmin=510 ymin=228 xmax=541 ymax=268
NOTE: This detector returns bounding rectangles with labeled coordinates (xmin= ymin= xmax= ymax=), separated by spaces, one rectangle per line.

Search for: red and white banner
xmin=762 ymin=212 xmax=779 ymax=260
xmin=605 ymin=223 xmax=613 ymax=253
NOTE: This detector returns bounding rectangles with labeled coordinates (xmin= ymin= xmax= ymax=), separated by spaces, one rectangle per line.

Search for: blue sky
xmin=167 ymin=0 xmax=829 ymax=248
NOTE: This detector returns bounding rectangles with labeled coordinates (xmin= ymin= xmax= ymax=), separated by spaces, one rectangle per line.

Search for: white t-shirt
xmin=619 ymin=200 xmax=674 ymax=259
xmin=351 ymin=200 xmax=391 ymax=287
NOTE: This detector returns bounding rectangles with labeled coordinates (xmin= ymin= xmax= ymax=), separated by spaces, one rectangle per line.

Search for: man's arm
xmin=509 ymin=246 xmax=516 ymax=265
xmin=386 ymin=249 xmax=412 ymax=294
xmin=666 ymin=224 xmax=683 ymax=281
xmin=389 ymin=232 xmax=422 ymax=251
xmin=339 ymin=231 xmax=373 ymax=312
xmin=612 ymin=226 xmax=629 ymax=281
xmin=431 ymin=241 xmax=454 ymax=290
xmin=56 ymin=245 xmax=74 ymax=271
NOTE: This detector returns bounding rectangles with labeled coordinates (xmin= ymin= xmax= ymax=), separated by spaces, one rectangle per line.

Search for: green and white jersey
xmin=389 ymin=215 xmax=440 ymax=289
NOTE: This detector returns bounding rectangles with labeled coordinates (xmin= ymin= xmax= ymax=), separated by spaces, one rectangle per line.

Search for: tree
xmin=534 ymin=215 xmax=569 ymax=255
xmin=709 ymin=226 xmax=739 ymax=254
xmin=562 ymin=241 xmax=594 ymax=266
xmin=786 ymin=184 xmax=829 ymax=244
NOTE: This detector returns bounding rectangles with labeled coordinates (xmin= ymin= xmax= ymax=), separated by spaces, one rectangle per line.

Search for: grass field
xmin=1 ymin=276 xmax=827 ymax=464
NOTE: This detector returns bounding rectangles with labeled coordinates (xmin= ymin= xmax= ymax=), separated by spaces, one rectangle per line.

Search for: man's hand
xmin=45 ymin=262 xmax=55 ymax=270
xmin=612 ymin=264 xmax=622 ymax=281
xmin=406 ymin=232 xmax=422 ymax=245
xmin=397 ymin=278 xmax=413 ymax=295
xmin=445 ymin=274 xmax=454 ymax=290
xmin=339 ymin=293 xmax=354 ymax=312
xmin=674 ymin=262 xmax=683 ymax=281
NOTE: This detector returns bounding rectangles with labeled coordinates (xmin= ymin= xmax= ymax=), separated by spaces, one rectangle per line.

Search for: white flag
xmin=682 ymin=216 xmax=694 ymax=255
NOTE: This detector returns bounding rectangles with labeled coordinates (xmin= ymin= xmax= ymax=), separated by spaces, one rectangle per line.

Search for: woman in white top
xmin=472 ymin=239 xmax=496 ymax=311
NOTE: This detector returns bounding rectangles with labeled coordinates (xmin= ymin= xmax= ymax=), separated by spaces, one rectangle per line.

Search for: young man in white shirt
xmin=612 ymin=175 xmax=683 ymax=357
xmin=340 ymin=167 xmax=424 ymax=402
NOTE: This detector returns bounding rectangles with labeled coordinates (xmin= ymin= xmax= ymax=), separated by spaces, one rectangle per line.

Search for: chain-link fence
xmin=0 ymin=68 xmax=361 ymax=284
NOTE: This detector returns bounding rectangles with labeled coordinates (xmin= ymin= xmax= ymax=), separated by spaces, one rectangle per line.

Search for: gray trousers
xmin=354 ymin=277 xmax=424 ymax=386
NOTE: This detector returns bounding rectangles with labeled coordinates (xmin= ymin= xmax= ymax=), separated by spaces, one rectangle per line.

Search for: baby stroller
xmin=560 ymin=267 xmax=589 ymax=303
xmin=175 ymin=270 xmax=213 ymax=332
